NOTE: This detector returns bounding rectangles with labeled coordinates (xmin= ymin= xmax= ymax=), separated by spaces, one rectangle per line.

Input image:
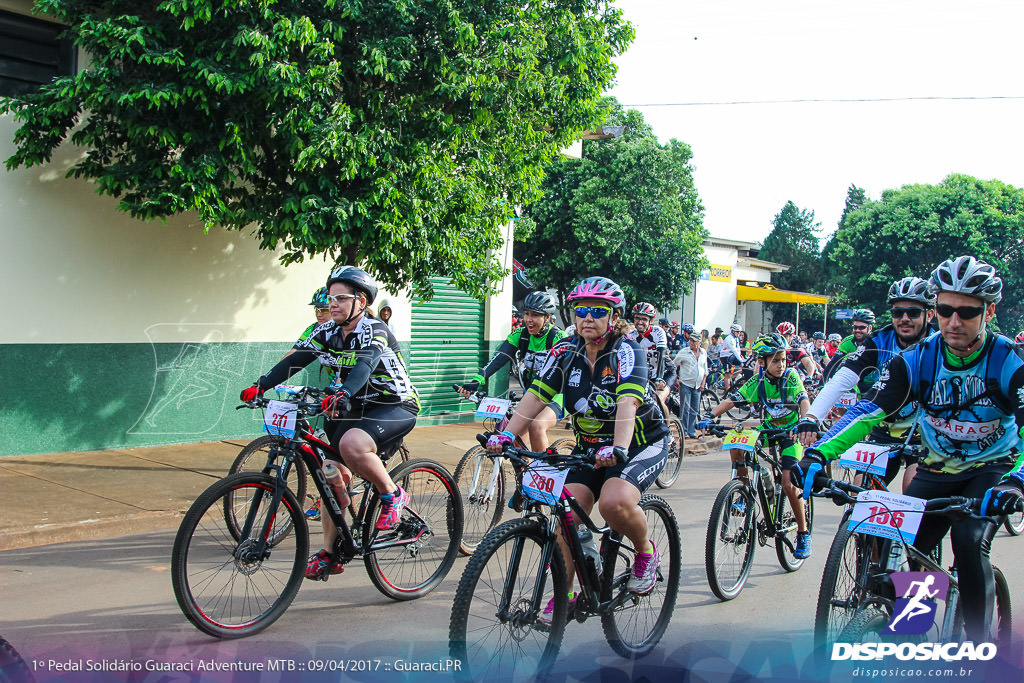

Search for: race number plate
xmin=521 ymin=461 xmax=569 ymax=505
xmin=838 ymin=391 xmax=859 ymax=408
xmin=839 ymin=441 xmax=891 ymax=475
xmin=263 ymin=400 xmax=297 ymax=438
xmin=722 ymin=428 xmax=760 ymax=453
xmin=475 ymin=397 xmax=511 ymax=419
xmin=848 ymin=490 xmax=925 ymax=544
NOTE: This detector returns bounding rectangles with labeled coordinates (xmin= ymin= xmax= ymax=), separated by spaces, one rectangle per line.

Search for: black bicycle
xmin=812 ymin=474 xmax=1015 ymax=649
xmin=228 ymin=386 xmax=409 ymax=522
xmin=171 ymin=396 xmax=463 ymax=638
xmin=448 ymin=437 xmax=681 ymax=679
xmin=704 ymin=424 xmax=814 ymax=600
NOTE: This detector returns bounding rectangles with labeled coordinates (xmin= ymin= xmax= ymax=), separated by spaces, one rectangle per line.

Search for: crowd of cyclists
xmin=235 ymin=253 xmax=1024 ymax=660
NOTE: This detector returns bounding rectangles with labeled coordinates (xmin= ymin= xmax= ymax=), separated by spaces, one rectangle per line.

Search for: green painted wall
xmin=0 ymin=342 xmax=322 ymax=456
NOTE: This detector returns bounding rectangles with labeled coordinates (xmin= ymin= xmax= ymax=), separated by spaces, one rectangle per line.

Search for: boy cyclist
xmin=698 ymin=332 xmax=814 ymax=558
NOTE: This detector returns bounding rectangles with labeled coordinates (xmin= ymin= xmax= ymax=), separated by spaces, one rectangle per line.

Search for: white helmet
xmin=730 ymin=323 xmax=742 ymax=333
xmin=929 ymin=256 xmax=1002 ymax=304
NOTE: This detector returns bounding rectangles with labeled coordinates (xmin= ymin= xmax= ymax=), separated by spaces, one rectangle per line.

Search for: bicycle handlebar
xmin=452 ymin=385 xmax=521 ymax=404
xmin=812 ymin=475 xmax=1023 ymax=519
xmin=475 ymin=433 xmax=597 ymax=469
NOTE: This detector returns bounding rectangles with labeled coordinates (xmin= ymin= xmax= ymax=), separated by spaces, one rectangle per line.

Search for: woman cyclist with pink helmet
xmin=486 ymin=276 xmax=670 ymax=610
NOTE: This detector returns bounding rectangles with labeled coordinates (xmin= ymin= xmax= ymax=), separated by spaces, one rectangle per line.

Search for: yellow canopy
xmin=736 ymin=284 xmax=829 ymax=305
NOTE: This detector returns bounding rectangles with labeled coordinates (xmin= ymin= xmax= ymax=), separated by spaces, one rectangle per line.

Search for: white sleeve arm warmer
xmin=807 ymin=366 xmax=861 ymax=421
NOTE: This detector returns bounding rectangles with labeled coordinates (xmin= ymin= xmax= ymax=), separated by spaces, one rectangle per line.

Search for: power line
xmin=621 ymin=95 xmax=1024 ymax=107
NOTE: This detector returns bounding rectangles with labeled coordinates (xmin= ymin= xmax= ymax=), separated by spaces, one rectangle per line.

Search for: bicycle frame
xmin=242 ymin=401 xmax=421 ymax=568
xmin=729 ymin=431 xmax=798 ymax=545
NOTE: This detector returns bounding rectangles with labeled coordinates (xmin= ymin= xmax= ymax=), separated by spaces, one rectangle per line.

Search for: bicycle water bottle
xmin=578 ymin=525 xmax=603 ymax=579
xmin=323 ymin=462 xmax=351 ymax=507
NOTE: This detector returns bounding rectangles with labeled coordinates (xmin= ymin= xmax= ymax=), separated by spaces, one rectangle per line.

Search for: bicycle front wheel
xmin=601 ymin=495 xmax=681 ymax=658
xmin=363 ymin=459 xmax=463 ymax=600
xmin=171 ymin=473 xmax=307 ymax=638
xmin=227 ymin=436 xmax=309 ymax=540
xmin=775 ymin=489 xmax=813 ymax=571
xmin=948 ymin=565 xmax=1013 ymax=647
xmin=449 ymin=518 xmax=568 ymax=681
xmin=699 ymin=389 xmax=720 ymax=418
xmin=813 ymin=519 xmax=872 ymax=649
xmin=453 ymin=446 xmax=505 ymax=555
xmin=705 ymin=479 xmax=757 ymax=600
xmin=656 ymin=418 xmax=684 ymax=488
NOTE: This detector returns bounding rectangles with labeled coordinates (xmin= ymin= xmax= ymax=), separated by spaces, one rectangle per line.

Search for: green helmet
xmin=309 ymin=287 xmax=329 ymax=308
xmin=751 ymin=332 xmax=788 ymax=358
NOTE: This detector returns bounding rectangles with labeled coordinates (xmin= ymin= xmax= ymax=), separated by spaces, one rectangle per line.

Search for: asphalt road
xmin=2 ymin=449 xmax=1022 ymax=683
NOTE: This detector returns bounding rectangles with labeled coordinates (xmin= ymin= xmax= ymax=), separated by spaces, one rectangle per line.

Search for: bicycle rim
xmin=656 ymin=419 xmax=684 ymax=488
xmin=171 ymin=473 xmax=307 ymax=638
xmin=449 ymin=518 xmax=567 ymax=681
xmin=705 ymin=479 xmax=756 ymax=600
xmin=1004 ymin=509 xmax=1024 ymax=536
xmin=601 ymin=495 xmax=681 ymax=657
xmin=454 ymin=447 xmax=505 ymax=555
xmin=226 ymin=437 xmax=307 ymax=543
xmin=363 ymin=460 xmax=463 ymax=600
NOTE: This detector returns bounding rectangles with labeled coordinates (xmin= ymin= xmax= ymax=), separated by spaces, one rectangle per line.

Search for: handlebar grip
xmin=476 ymin=433 xmax=489 ymax=447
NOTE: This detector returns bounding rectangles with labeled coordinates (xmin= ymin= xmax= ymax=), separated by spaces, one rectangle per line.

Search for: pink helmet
xmin=1016 ymin=331 xmax=1024 ymax=344
xmin=567 ymin=277 xmax=626 ymax=314
xmin=776 ymin=321 xmax=796 ymax=336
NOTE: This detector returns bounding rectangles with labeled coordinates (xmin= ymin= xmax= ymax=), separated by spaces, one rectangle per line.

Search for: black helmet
xmin=851 ymin=309 xmax=876 ymax=324
xmin=522 ymin=291 xmax=557 ymax=316
xmin=887 ymin=277 xmax=936 ymax=307
xmin=326 ymin=265 xmax=378 ymax=304
xmin=812 ymin=331 xmax=825 ymax=340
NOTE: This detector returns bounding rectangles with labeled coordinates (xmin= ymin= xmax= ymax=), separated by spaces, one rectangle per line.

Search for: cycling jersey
xmin=729 ymin=367 xmax=809 ymax=430
xmin=626 ymin=325 xmax=669 ymax=380
xmin=720 ymin=333 xmax=742 ymax=361
xmin=260 ymin=316 xmax=420 ymax=413
xmin=808 ymin=324 xmax=936 ymax=433
xmin=297 ymin=322 xmax=337 ymax=379
xmin=786 ymin=344 xmax=810 ymax=370
xmin=479 ymin=324 xmax=566 ymax=388
xmin=529 ymin=336 xmax=668 ymax=448
xmin=812 ymin=331 xmax=1024 ymax=475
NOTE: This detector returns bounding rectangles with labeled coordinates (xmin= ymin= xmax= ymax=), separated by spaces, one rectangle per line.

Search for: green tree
xmin=1 ymin=0 xmax=633 ymax=299
xmin=515 ymin=101 xmax=706 ymax=316
xmin=827 ymin=174 xmax=1024 ymax=333
xmin=758 ymin=201 xmax=827 ymax=331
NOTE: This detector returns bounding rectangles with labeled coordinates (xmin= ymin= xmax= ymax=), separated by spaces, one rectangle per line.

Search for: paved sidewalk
xmin=0 ymin=423 xmax=721 ymax=550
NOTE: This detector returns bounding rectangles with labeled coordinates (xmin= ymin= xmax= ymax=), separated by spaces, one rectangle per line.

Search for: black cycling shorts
xmin=566 ymin=437 xmax=668 ymax=498
xmin=720 ymin=354 xmax=742 ymax=369
xmin=327 ymin=403 xmax=417 ymax=456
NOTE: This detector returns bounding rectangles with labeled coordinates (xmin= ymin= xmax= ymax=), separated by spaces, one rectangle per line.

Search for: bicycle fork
xmin=496 ymin=515 xmax=561 ymax=627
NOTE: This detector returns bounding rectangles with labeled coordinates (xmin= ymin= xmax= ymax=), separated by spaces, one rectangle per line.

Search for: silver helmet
xmin=887 ymin=276 xmax=936 ymax=307
xmin=929 ymin=256 xmax=1002 ymax=304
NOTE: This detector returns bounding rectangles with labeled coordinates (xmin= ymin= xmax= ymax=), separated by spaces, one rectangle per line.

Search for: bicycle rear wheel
xmin=949 ymin=565 xmax=1012 ymax=647
xmin=655 ymin=418 xmax=684 ymax=488
xmin=813 ymin=519 xmax=872 ymax=648
xmin=775 ymin=489 xmax=813 ymax=571
xmin=601 ymin=495 xmax=681 ymax=658
xmin=453 ymin=446 xmax=505 ymax=555
xmin=705 ymin=479 xmax=756 ymax=600
xmin=171 ymin=473 xmax=307 ymax=638
xmin=699 ymin=389 xmax=720 ymax=419
xmin=363 ymin=459 xmax=463 ymax=600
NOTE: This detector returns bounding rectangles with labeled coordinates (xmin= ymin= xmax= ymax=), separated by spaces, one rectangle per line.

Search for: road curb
xmin=0 ymin=510 xmax=185 ymax=551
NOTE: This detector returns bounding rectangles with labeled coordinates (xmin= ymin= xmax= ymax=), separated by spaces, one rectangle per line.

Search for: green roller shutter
xmin=409 ymin=277 xmax=487 ymax=418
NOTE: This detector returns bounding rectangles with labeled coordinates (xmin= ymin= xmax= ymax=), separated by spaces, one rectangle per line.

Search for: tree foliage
xmin=825 ymin=174 xmax=1024 ymax=333
xmin=758 ymin=201 xmax=826 ymax=331
xmin=1 ymin=0 xmax=633 ymax=299
xmin=515 ymin=101 xmax=706 ymax=317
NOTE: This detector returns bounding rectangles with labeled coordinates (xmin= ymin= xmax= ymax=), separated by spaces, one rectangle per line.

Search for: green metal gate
xmin=409 ymin=277 xmax=487 ymax=420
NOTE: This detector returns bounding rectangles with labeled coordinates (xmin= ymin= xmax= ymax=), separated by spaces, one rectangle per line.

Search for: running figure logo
xmin=887 ymin=572 xmax=949 ymax=635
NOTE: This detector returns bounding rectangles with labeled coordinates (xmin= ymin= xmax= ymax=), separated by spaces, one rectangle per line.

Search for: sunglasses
xmin=326 ymin=293 xmax=359 ymax=304
xmin=315 ymin=307 xmax=330 ymax=314
xmin=935 ymin=303 xmax=985 ymax=320
xmin=574 ymin=305 xmax=611 ymax=320
xmin=852 ymin=324 xmax=869 ymax=332
xmin=890 ymin=307 xmax=925 ymax=320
